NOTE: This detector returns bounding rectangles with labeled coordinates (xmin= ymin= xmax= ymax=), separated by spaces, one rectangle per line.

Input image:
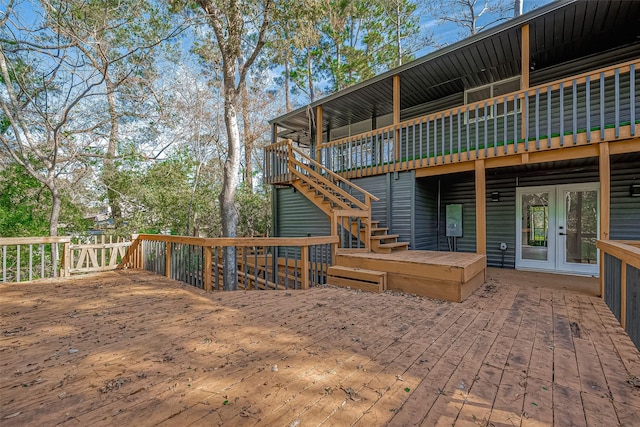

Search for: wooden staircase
xmin=281 ymin=141 xmax=408 ymax=254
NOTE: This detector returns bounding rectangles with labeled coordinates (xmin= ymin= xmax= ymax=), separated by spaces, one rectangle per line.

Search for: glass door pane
xmin=563 ymin=189 xmax=598 ymax=265
xmin=521 ymin=192 xmax=550 ymax=261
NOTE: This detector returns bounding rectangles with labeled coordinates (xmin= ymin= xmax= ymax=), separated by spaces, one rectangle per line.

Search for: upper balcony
xmin=266 ymin=59 xmax=639 ymax=185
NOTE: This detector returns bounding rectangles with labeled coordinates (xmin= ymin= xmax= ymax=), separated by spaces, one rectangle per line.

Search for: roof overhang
xmin=271 ymin=0 xmax=640 ymax=145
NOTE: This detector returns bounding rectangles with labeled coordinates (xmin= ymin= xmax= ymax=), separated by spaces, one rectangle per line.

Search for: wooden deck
xmin=2 ymin=269 xmax=639 ymax=426
xmin=336 ymin=250 xmax=486 ymax=302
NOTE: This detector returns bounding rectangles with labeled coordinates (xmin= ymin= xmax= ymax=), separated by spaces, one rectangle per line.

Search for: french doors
xmin=516 ymin=183 xmax=599 ymax=275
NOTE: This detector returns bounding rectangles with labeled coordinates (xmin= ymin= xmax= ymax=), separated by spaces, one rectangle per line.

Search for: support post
xmin=521 ymin=24 xmax=530 ymax=142
xmin=621 ymin=261 xmax=627 ymax=329
xmin=316 ymin=106 xmax=323 ymax=162
xmin=62 ymin=241 xmax=70 ymax=277
xmin=301 ymin=246 xmax=310 ymax=290
xmin=475 ymin=160 xmax=487 ymax=255
xmin=393 ymin=75 xmax=401 ymax=162
xmin=599 ymin=141 xmax=610 ymax=297
xmin=204 ymin=246 xmax=212 ymax=292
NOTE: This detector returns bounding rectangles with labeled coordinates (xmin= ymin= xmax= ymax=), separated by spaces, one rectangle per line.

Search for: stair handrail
xmin=288 ymin=157 xmax=366 ymax=210
xmin=290 ymin=143 xmax=380 ymax=204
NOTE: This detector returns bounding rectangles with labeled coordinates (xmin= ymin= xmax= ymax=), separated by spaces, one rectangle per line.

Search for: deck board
xmin=1 ymin=268 xmax=639 ymax=426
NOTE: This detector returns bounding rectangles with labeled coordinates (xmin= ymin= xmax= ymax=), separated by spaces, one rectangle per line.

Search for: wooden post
xmin=301 ymin=245 xmax=310 ymax=290
xmin=521 ymin=24 xmax=529 ymax=90
xmin=316 ymin=106 xmax=323 ymax=162
xmin=393 ymin=75 xmax=401 ymax=162
xmin=599 ymin=142 xmax=610 ymax=297
xmin=62 ymin=241 xmax=70 ymax=277
xmin=621 ymin=261 xmax=627 ymax=329
xmin=365 ymin=195 xmax=372 ymax=252
xmin=475 ymin=160 xmax=487 ymax=255
xmin=101 ymin=235 xmax=106 ymax=269
xmin=204 ymin=246 xmax=212 ymax=292
xmin=165 ymin=239 xmax=172 ymax=279
xmin=520 ymin=24 xmax=530 ymax=142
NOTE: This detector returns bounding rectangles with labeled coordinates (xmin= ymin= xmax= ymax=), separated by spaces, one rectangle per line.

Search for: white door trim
xmin=516 ymin=183 xmax=600 ymax=276
xmin=556 ymin=183 xmax=600 ymax=276
xmin=516 ymin=185 xmax=557 ymax=272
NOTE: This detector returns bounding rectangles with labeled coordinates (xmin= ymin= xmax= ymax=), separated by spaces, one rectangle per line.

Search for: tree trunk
xmin=307 ymin=51 xmax=315 ymax=102
xmin=396 ymin=3 xmax=402 ymax=66
xmin=186 ymin=161 xmax=202 ymax=235
xmin=104 ymin=76 xmax=122 ymax=227
xmin=284 ymin=59 xmax=291 ymax=112
xmin=48 ymin=183 xmax=61 ymax=236
xmin=221 ymin=84 xmax=241 ymax=290
xmin=240 ymin=82 xmax=253 ymax=193
xmin=514 ymin=0 xmax=523 ymax=17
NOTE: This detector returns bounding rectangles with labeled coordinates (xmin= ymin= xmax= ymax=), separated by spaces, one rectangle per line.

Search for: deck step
xmin=370 ymin=234 xmax=400 ymax=241
xmin=369 ymin=227 xmax=388 ymax=234
xmin=327 ymin=265 xmax=387 ymax=293
xmin=373 ymin=241 xmax=409 ymax=254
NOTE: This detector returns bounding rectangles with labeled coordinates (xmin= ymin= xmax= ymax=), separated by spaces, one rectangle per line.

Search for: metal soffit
xmin=273 ymin=0 xmax=640 ymax=144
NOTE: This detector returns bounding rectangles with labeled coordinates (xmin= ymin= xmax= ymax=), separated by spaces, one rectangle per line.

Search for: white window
xmin=464 ymin=76 xmax=521 ymax=123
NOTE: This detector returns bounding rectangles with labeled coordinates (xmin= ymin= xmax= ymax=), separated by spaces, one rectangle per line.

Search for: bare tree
xmin=429 ymin=0 xmax=511 ymax=37
xmin=0 ymin=0 xmax=183 ymax=236
xmin=194 ymin=0 xmax=273 ymax=290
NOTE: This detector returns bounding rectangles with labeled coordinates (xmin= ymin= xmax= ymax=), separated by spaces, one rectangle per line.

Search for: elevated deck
xmin=335 ymin=250 xmax=486 ymax=302
xmin=2 ymin=270 xmax=639 ymax=426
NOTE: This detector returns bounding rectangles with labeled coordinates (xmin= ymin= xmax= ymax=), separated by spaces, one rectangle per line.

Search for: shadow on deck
xmin=1 ymin=269 xmax=638 ymax=426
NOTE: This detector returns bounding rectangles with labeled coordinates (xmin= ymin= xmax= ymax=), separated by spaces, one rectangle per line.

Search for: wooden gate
xmin=69 ymin=236 xmax=132 ymax=274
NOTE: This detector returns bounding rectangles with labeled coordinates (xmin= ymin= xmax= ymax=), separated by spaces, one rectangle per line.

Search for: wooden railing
xmin=0 ymin=235 xmax=134 ymax=282
xmin=0 ymin=237 xmax=70 ymax=282
xmin=597 ymin=240 xmax=640 ymax=350
xmin=266 ymin=59 xmax=638 ymax=181
xmin=332 ymin=209 xmax=371 ymax=252
xmin=124 ymin=234 xmax=339 ymax=291
xmin=265 ymin=140 xmax=379 ymax=251
xmin=69 ymin=235 xmax=131 ymax=274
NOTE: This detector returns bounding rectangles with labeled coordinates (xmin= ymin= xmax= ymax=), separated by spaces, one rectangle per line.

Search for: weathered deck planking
xmin=1 ymin=268 xmax=638 ymax=426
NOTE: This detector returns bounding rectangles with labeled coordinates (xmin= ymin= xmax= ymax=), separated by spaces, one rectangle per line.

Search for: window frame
xmin=464 ymin=76 xmax=522 ymax=124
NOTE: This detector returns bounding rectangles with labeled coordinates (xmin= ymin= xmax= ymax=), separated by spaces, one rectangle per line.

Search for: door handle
xmin=559 ymin=232 xmax=567 ymax=236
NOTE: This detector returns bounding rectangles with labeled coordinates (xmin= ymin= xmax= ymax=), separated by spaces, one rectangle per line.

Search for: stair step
xmin=378 ymin=242 xmax=409 ymax=249
xmin=369 ymin=227 xmax=388 ymax=234
xmin=327 ymin=266 xmax=387 ymax=293
xmin=370 ymin=234 xmax=399 ymax=241
xmin=373 ymin=241 xmax=409 ymax=254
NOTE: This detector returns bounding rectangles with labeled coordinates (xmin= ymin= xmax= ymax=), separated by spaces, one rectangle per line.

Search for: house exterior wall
xmin=348 ymin=171 xmax=414 ymax=246
xmin=414 ymin=178 xmax=438 ymax=250
xmin=273 ymin=187 xmax=330 ymax=237
xmin=346 ymin=174 xmax=388 ymax=229
xmin=409 ymin=153 xmax=640 ymax=268
xmin=610 ymin=153 xmax=640 ymax=240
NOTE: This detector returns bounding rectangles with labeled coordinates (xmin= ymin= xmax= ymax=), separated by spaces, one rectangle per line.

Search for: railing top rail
xmin=597 ymin=240 xmax=640 ymax=270
xmin=290 ymin=144 xmax=380 ymax=202
xmin=0 ymin=236 xmax=72 ymax=245
xmin=136 ymin=234 xmax=339 ymax=247
xmin=321 ymin=58 xmax=640 ymax=148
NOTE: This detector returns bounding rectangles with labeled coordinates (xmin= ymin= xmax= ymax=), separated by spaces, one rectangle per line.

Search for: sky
xmin=415 ymin=0 xmax=554 ymax=58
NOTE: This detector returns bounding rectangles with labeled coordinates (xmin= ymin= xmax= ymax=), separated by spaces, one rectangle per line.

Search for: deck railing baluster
xmin=449 ymin=112 xmax=453 ymax=162
xmin=547 ymin=86 xmax=552 ymax=148
xmin=484 ymin=103 xmax=488 ymax=157
xmin=600 ymin=72 xmax=605 ymax=140
xmin=513 ymin=96 xmax=518 ymax=153
xmin=615 ymin=68 xmax=620 ymax=138
xmin=572 ymin=79 xmax=578 ymax=144
xmin=503 ymin=97 xmax=508 ymax=155
xmin=630 ymin=65 xmax=635 ymax=137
